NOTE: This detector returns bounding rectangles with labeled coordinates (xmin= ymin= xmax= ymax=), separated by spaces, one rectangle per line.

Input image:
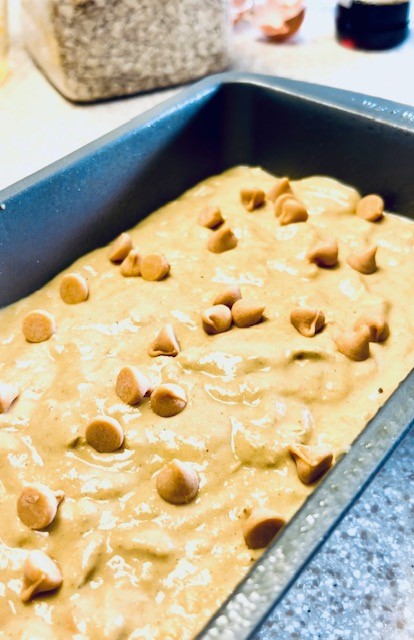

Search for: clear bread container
xmin=21 ymin=0 xmax=230 ymax=102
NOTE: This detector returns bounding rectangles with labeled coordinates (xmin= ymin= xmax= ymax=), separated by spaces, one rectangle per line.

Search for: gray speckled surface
xmin=255 ymin=429 xmax=414 ymax=640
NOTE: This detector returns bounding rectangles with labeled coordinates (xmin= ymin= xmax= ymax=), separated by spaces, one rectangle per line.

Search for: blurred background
xmin=1 ymin=0 xmax=413 ymax=189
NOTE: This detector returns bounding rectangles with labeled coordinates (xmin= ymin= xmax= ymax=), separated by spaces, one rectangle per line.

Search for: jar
xmin=336 ymin=1 xmax=410 ymax=50
xmin=21 ymin=0 xmax=230 ymax=102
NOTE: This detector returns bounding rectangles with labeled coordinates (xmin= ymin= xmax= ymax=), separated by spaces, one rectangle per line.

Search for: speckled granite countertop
xmin=257 ymin=429 xmax=414 ymax=640
xmin=1 ymin=2 xmax=413 ymax=639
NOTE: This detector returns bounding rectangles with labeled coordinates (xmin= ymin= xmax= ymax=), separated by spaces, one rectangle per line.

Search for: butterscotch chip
xmin=85 ymin=416 xmax=124 ymax=453
xmin=277 ymin=197 xmax=309 ymax=226
xmin=109 ymin=232 xmax=133 ymax=263
xmin=202 ymin=305 xmax=232 ymax=335
xmin=198 ymin=206 xmax=224 ymax=229
xmin=156 ymin=459 xmax=199 ymax=505
xmin=307 ymin=238 xmax=339 ymax=268
xmin=120 ymin=250 xmax=141 ymax=277
xmin=17 ymin=484 xmax=64 ymax=530
xmin=141 ymin=254 xmax=170 ymax=281
xmin=116 ymin=366 xmax=150 ymax=405
xmin=22 ymin=310 xmax=56 ymax=343
xmin=59 ymin=273 xmax=89 ymax=304
xmin=290 ymin=307 xmax=325 ymax=338
xmin=150 ymin=383 xmax=187 ymax=417
xmin=289 ymin=443 xmax=334 ymax=485
xmin=231 ymin=299 xmax=265 ymax=328
xmin=242 ymin=508 xmax=286 ymax=550
xmin=207 ymin=224 xmax=238 ymax=254
xmin=148 ymin=324 xmax=180 ymax=357
xmin=213 ymin=285 xmax=242 ymax=309
xmin=347 ymin=245 xmax=377 ymax=275
xmin=274 ymin=193 xmax=294 ymax=217
xmin=354 ymin=311 xmax=389 ymax=343
xmin=335 ymin=325 xmax=371 ymax=361
xmin=240 ymin=188 xmax=265 ymax=212
xmin=356 ymin=194 xmax=384 ymax=222
xmin=267 ymin=177 xmax=292 ymax=203
xmin=0 ymin=382 xmax=19 ymax=413
xmin=21 ymin=550 xmax=63 ymax=603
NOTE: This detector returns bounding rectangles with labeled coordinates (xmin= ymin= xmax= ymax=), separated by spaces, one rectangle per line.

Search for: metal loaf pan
xmin=1 ymin=72 xmax=413 ymax=639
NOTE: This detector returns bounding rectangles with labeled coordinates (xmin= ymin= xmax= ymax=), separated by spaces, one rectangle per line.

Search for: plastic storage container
xmin=21 ymin=0 xmax=230 ymax=102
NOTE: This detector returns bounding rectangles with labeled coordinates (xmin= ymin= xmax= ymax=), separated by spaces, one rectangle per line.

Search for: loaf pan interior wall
xmin=2 ymin=77 xmax=414 ymax=308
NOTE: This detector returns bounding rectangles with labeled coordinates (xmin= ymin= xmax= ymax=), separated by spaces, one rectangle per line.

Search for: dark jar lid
xmin=336 ymin=2 xmax=410 ymax=50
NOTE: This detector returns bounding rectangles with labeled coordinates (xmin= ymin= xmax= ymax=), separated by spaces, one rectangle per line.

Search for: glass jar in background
xmin=0 ymin=0 xmax=8 ymax=84
xmin=336 ymin=1 xmax=411 ymax=50
xmin=21 ymin=0 xmax=230 ymax=102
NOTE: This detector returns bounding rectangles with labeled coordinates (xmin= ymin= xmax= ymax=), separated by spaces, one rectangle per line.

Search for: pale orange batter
xmin=0 ymin=167 xmax=413 ymax=639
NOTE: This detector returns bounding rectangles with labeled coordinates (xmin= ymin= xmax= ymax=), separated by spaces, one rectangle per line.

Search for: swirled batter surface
xmin=1 ymin=167 xmax=414 ymax=639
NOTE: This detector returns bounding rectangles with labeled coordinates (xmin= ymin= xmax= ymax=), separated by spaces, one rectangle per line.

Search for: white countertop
xmin=2 ymin=0 xmax=414 ymax=191
xmin=1 ymin=2 xmax=413 ymax=639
